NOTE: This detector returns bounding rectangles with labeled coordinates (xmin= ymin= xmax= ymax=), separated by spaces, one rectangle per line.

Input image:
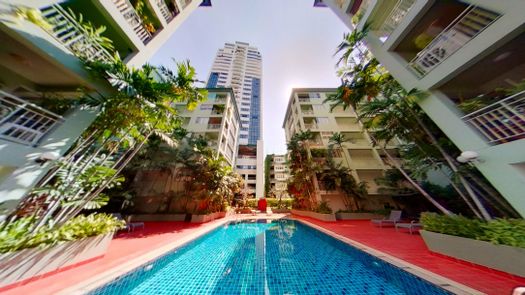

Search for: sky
xmin=150 ymin=0 xmax=349 ymax=155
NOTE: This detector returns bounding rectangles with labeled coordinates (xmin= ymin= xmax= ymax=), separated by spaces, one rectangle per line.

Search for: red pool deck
xmin=295 ymin=217 xmax=525 ymax=295
xmin=2 ymin=216 xmax=524 ymax=295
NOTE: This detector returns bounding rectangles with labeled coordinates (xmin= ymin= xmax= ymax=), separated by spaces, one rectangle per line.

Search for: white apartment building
xmin=321 ymin=0 xmax=525 ymax=216
xmin=283 ymin=88 xmax=398 ymax=212
xmin=269 ymin=154 xmax=290 ymax=199
xmin=206 ymin=42 xmax=264 ymax=198
xmin=0 ymin=0 xmax=203 ymax=212
xmin=175 ymin=88 xmax=240 ymax=167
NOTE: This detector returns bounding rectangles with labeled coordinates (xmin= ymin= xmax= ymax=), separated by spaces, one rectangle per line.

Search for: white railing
xmin=207 ymin=124 xmax=221 ymax=129
xmin=462 ymin=90 xmax=525 ymax=145
xmin=179 ymin=0 xmax=192 ymax=10
xmin=40 ymin=5 xmax=113 ymax=62
xmin=0 ymin=91 xmax=64 ymax=146
xmin=301 ymin=110 xmax=314 ymax=115
xmin=408 ymin=6 xmax=499 ymax=77
xmin=155 ymin=0 xmax=174 ymax=23
xmin=298 ymin=98 xmax=310 ymax=103
xmin=304 ymin=123 xmax=317 ymax=130
xmin=112 ymin=0 xmax=152 ymax=43
xmin=378 ymin=0 xmax=416 ymax=41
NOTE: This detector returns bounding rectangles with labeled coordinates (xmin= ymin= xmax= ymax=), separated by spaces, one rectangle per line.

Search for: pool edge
xmin=291 ymin=217 xmax=486 ymax=295
xmin=58 ymin=215 xmax=288 ymax=295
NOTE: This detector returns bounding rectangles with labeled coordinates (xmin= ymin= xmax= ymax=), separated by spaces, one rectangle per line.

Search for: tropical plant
xmin=14 ymin=6 xmax=53 ymax=30
xmin=315 ymin=201 xmax=333 ymax=214
xmin=0 ymin=213 xmax=124 ymax=253
xmin=286 ymin=131 xmax=321 ymax=210
xmin=64 ymin=8 xmax=114 ymax=53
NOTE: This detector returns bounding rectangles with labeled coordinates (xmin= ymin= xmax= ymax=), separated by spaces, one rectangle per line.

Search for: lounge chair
xmin=266 ymin=207 xmax=273 ymax=216
xmin=395 ymin=220 xmax=422 ymax=234
xmin=371 ymin=210 xmax=402 ymax=228
xmin=112 ymin=213 xmax=145 ymax=232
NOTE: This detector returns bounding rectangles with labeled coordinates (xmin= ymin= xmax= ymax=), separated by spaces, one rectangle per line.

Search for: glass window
xmin=196 ymin=117 xmax=208 ymax=124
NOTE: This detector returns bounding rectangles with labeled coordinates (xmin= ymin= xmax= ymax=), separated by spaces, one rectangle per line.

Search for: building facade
xmin=0 ymin=0 xmax=203 ymax=213
xmin=268 ymin=154 xmax=291 ymax=199
xmin=283 ymin=88 xmax=398 ymax=212
xmin=206 ymin=42 xmax=264 ymax=198
xmin=175 ymin=88 xmax=240 ymax=167
xmin=321 ymin=0 xmax=525 ymax=216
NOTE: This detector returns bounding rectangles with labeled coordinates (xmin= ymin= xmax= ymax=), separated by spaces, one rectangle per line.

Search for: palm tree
xmin=334 ymin=22 xmax=371 ymax=66
xmin=328 ymin=132 xmax=352 ymax=168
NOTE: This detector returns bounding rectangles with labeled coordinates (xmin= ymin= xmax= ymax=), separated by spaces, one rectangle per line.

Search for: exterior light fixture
xmin=456 ymin=151 xmax=480 ymax=163
xmin=35 ymin=151 xmax=60 ymax=165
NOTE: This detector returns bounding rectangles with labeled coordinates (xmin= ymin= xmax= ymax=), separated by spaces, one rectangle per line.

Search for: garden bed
xmin=336 ymin=212 xmax=384 ymax=220
xmin=0 ymin=233 xmax=113 ymax=289
xmin=130 ymin=214 xmax=186 ymax=222
xmin=291 ymin=209 xmax=336 ymax=222
xmin=420 ymin=230 xmax=525 ymax=277
xmin=190 ymin=212 xmax=227 ymax=223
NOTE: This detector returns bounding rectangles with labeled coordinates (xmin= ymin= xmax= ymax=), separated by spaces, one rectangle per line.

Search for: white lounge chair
xmin=112 ymin=213 xmax=145 ymax=232
xmin=395 ymin=220 xmax=422 ymax=234
xmin=371 ymin=210 xmax=402 ymax=228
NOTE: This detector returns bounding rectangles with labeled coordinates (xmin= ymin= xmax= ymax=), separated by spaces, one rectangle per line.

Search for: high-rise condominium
xmin=207 ymin=42 xmax=264 ymax=198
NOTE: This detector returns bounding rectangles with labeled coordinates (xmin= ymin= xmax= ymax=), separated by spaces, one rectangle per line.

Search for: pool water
xmin=91 ymin=219 xmax=451 ymax=295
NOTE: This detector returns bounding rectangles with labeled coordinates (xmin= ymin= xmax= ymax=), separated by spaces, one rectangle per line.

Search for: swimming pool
xmin=90 ymin=219 xmax=451 ymax=295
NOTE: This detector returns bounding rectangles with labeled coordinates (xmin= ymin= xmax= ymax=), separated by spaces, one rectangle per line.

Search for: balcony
xmin=304 ymin=123 xmax=318 ymax=130
xmin=155 ymin=0 xmax=177 ymax=23
xmin=112 ymin=0 xmax=153 ymax=44
xmin=0 ymin=91 xmax=63 ymax=146
xmin=40 ymin=5 xmax=113 ymax=62
xmin=407 ymin=5 xmax=500 ymax=77
xmin=462 ymin=90 xmax=525 ymax=145
xmin=207 ymin=124 xmax=221 ymax=130
xmin=377 ymin=0 xmax=416 ymax=41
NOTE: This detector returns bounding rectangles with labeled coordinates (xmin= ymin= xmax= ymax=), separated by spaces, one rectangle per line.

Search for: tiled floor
xmin=294 ymin=216 xmax=525 ymax=295
xmin=2 ymin=215 xmax=524 ymax=295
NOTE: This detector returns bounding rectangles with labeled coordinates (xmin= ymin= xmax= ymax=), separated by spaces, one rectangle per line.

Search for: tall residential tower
xmin=206 ymin=42 xmax=264 ymax=198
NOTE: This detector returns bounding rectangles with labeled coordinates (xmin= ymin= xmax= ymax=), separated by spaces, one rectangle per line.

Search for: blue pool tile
xmin=90 ymin=220 xmax=451 ymax=295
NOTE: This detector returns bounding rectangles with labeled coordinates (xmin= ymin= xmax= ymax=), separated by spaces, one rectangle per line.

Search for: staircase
xmin=112 ymin=0 xmax=152 ymax=44
xmin=409 ymin=6 xmax=500 ymax=77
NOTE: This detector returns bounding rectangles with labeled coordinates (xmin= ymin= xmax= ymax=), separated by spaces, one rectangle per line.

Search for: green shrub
xmin=0 ymin=213 xmax=125 ymax=253
xmin=246 ymin=199 xmax=257 ymax=208
xmin=315 ymin=201 xmax=333 ymax=214
xmin=421 ymin=212 xmax=525 ymax=248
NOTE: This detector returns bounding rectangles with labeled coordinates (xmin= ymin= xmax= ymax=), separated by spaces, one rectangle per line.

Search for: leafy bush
xmin=315 ymin=201 xmax=333 ymax=214
xmin=244 ymin=198 xmax=293 ymax=209
xmin=0 ymin=213 xmax=125 ymax=253
xmin=421 ymin=212 xmax=525 ymax=248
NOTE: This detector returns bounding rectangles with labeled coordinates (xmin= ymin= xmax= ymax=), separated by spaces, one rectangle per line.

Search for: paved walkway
xmin=295 ymin=216 xmax=525 ymax=295
xmin=2 ymin=215 xmax=524 ymax=294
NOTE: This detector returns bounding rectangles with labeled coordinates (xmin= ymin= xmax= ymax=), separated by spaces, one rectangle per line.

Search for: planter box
xmin=336 ymin=212 xmax=384 ymax=220
xmin=272 ymin=208 xmax=291 ymax=213
xmin=291 ymin=209 xmax=336 ymax=222
xmin=421 ymin=230 xmax=525 ymax=277
xmin=0 ymin=233 xmax=113 ymax=288
xmin=216 ymin=212 xmax=226 ymax=219
xmin=130 ymin=214 xmax=186 ymax=222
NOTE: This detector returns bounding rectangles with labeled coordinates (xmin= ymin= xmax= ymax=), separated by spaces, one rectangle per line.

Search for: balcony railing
xmin=378 ymin=0 xmax=416 ymax=41
xmin=112 ymin=0 xmax=152 ymax=43
xmin=462 ymin=90 xmax=525 ymax=145
xmin=298 ymin=98 xmax=310 ymax=103
xmin=304 ymin=123 xmax=317 ymax=130
xmin=0 ymin=91 xmax=64 ymax=146
xmin=155 ymin=0 xmax=174 ymax=23
xmin=40 ymin=5 xmax=113 ymax=62
xmin=207 ymin=124 xmax=221 ymax=129
xmin=408 ymin=6 xmax=499 ymax=77
xmin=301 ymin=110 xmax=314 ymax=115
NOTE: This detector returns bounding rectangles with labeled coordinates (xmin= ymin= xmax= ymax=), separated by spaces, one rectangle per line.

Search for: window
xmin=241 ymin=108 xmax=250 ymax=112
xmin=309 ymin=93 xmax=321 ymax=98
xmin=240 ymin=135 xmax=248 ymax=139
xmin=200 ymin=104 xmax=212 ymax=110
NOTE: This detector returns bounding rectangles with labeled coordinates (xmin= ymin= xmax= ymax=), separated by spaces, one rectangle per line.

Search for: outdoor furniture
xmin=266 ymin=207 xmax=273 ymax=216
xmin=112 ymin=213 xmax=145 ymax=232
xmin=395 ymin=220 xmax=422 ymax=234
xmin=251 ymin=209 xmax=261 ymax=216
xmin=371 ymin=210 xmax=402 ymax=228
